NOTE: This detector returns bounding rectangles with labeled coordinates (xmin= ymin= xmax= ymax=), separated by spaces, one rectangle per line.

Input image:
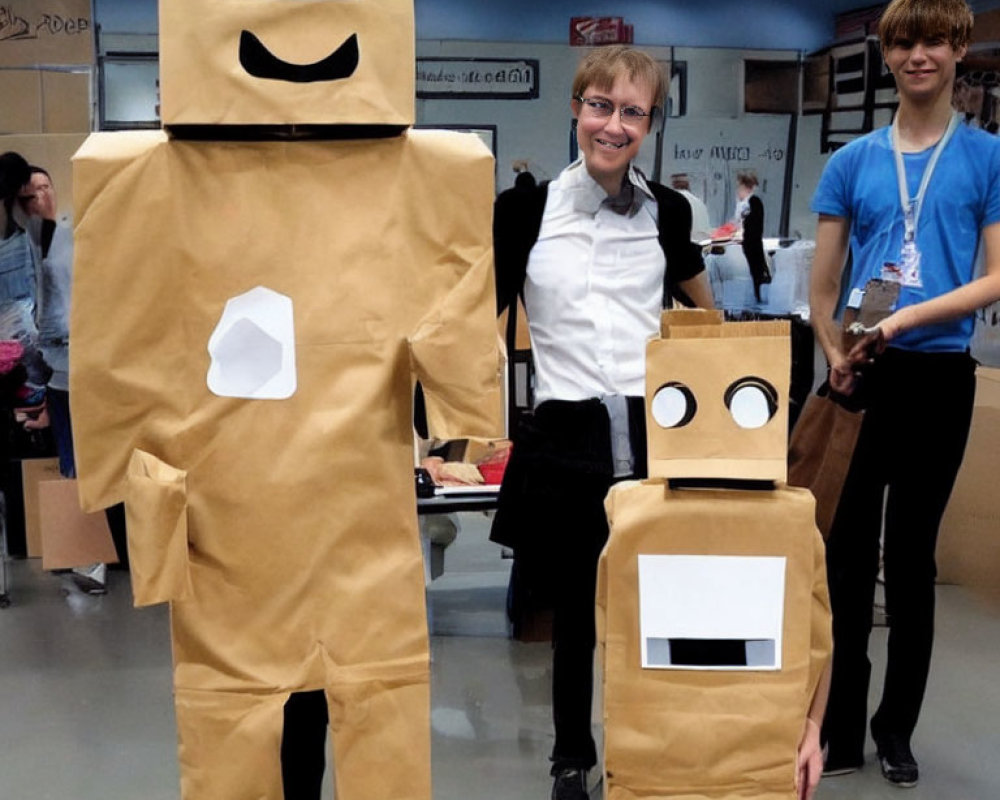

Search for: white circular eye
xmin=729 ymin=385 xmax=772 ymax=428
xmin=651 ymin=383 xmax=696 ymax=428
xmin=723 ymin=377 xmax=779 ymax=430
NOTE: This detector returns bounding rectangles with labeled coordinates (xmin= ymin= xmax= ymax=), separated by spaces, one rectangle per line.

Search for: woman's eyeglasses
xmin=574 ymin=96 xmax=653 ymax=125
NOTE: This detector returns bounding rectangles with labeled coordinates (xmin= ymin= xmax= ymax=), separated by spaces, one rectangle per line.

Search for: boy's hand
xmin=845 ymin=323 xmax=887 ymax=366
xmin=828 ymin=353 xmax=858 ymax=396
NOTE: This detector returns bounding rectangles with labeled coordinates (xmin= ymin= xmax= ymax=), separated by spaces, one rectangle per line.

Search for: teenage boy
xmin=810 ymin=0 xmax=1000 ymax=788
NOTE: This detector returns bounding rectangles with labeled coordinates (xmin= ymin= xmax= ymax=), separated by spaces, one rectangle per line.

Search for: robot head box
xmin=160 ymin=0 xmax=414 ymax=132
xmin=646 ymin=310 xmax=790 ymax=483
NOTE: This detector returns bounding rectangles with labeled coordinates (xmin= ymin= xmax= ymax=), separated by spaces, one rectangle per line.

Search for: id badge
xmin=899 ymin=240 xmax=923 ymax=288
xmin=857 ymin=278 xmax=901 ymax=328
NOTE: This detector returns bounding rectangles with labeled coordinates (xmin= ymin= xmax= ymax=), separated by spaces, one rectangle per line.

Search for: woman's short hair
xmin=736 ymin=169 xmax=759 ymax=189
xmin=571 ymin=46 xmax=666 ymax=114
xmin=878 ymin=0 xmax=974 ymax=51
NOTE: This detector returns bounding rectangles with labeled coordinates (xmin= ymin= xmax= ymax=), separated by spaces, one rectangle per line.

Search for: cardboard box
xmin=938 ymin=367 xmax=1000 ymax=606
xmin=41 ymin=70 xmax=91 ymax=132
xmin=0 ymin=70 xmax=43 ymax=133
xmin=0 ymin=69 xmax=90 ymax=135
xmin=0 ymin=0 xmax=94 ymax=67
xmin=21 ymin=457 xmax=61 ymax=558
xmin=39 ymin=478 xmax=118 ymax=570
xmin=159 ymin=0 xmax=414 ymax=126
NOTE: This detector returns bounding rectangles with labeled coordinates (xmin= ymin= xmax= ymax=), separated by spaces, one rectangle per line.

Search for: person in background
xmin=18 ymin=165 xmax=129 ymax=592
xmin=0 ymin=152 xmax=39 ymax=344
xmin=809 ymin=0 xmax=1000 ymax=787
xmin=670 ymin=172 xmax=712 ymax=243
xmin=490 ymin=45 xmax=713 ymax=800
xmin=735 ymin=169 xmax=771 ymax=303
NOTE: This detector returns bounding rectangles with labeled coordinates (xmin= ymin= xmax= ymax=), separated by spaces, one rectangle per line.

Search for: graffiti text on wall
xmin=0 ymin=5 xmax=89 ymax=42
xmin=417 ymin=58 xmax=540 ymax=100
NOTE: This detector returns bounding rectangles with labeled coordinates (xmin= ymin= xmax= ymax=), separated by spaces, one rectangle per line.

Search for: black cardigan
xmin=493 ymin=177 xmax=706 ymax=316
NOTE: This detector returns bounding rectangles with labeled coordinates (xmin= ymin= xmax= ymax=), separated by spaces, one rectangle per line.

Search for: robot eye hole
xmin=724 ymin=377 xmax=778 ymax=429
xmin=651 ymin=382 xmax=697 ymax=428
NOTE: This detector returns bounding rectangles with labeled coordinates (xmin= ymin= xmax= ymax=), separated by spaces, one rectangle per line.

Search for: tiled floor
xmin=1 ymin=512 xmax=998 ymax=799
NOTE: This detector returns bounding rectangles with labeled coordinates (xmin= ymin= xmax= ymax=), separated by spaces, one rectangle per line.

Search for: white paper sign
xmin=207 ymin=286 xmax=296 ymax=400
xmin=637 ymin=554 xmax=786 ymax=671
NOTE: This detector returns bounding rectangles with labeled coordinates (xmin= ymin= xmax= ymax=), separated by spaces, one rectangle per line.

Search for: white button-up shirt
xmin=524 ymin=159 xmax=665 ymax=405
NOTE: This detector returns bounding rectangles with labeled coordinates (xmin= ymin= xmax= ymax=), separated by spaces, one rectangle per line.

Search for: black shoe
xmin=551 ymin=768 xmax=588 ymax=800
xmin=875 ymin=734 xmax=919 ymax=788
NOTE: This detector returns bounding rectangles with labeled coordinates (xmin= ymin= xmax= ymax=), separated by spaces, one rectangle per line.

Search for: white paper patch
xmin=207 ymin=286 xmax=296 ymax=399
xmin=637 ymin=554 xmax=786 ymax=671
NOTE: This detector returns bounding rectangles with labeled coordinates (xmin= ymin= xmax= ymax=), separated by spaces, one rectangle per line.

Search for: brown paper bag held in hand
xmin=788 ymin=385 xmax=864 ymax=540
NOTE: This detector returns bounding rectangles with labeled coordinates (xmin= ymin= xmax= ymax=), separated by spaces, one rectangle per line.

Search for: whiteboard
xmin=658 ymin=114 xmax=792 ymax=237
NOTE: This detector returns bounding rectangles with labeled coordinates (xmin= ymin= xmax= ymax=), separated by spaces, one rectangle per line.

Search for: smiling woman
xmin=490 ymin=43 xmax=715 ymax=800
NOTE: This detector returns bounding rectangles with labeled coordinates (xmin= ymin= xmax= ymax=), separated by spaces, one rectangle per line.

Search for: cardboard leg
xmin=174 ymin=688 xmax=287 ymax=800
xmin=328 ymin=675 xmax=431 ymax=800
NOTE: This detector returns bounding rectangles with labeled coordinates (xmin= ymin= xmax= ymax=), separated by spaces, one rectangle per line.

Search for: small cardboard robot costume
xmin=597 ymin=310 xmax=831 ymax=799
xmin=70 ymin=2 xmax=502 ymax=798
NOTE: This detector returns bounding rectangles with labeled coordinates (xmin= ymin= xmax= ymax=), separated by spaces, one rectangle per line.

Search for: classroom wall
xmin=92 ymin=0 xmax=851 ymax=49
xmin=417 ymin=40 xmax=820 ymax=238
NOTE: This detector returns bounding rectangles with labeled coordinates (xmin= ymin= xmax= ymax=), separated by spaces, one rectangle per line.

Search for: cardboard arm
xmin=125 ymin=449 xmax=191 ymax=607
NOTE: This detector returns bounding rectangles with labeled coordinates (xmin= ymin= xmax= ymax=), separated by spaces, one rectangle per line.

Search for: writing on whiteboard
xmin=673 ymin=143 xmax=785 ymax=162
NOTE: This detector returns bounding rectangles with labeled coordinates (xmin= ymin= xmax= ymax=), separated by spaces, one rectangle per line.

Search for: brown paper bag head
xmin=646 ymin=309 xmax=790 ymax=481
xmin=159 ymin=0 xmax=415 ymax=127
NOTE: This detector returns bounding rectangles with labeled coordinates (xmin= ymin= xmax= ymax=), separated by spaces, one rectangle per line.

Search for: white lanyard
xmin=891 ymin=112 xmax=960 ymax=243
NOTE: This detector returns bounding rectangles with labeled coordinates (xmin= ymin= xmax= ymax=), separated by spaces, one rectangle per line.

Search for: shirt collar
xmin=564 ymin=159 xmax=654 ymax=217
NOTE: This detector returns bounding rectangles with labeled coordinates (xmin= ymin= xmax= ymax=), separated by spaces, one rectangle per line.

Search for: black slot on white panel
xmin=638 ymin=554 xmax=786 ymax=671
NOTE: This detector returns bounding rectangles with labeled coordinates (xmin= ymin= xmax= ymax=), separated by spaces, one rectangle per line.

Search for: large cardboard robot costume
xmin=597 ymin=310 xmax=832 ymax=799
xmin=69 ymin=2 xmax=502 ymax=798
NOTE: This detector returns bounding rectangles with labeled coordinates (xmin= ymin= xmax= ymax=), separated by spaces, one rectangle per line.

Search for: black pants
xmin=821 ymin=348 xmax=975 ymax=763
xmin=497 ymin=398 xmax=646 ymax=774
xmin=742 ymin=238 xmax=771 ymax=303
xmin=281 ymin=689 xmax=328 ymax=800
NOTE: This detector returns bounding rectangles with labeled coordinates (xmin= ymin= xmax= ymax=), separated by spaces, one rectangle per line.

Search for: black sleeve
xmin=492 ymin=188 xmax=522 ymax=316
xmin=492 ymin=182 xmax=548 ymax=316
xmin=650 ymin=182 xmax=705 ymax=307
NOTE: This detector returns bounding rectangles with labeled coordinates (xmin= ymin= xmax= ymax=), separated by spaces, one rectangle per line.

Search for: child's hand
xmin=796 ymin=717 xmax=823 ymax=800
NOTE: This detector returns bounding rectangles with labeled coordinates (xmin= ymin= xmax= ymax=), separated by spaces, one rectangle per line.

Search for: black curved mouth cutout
xmin=238 ymin=30 xmax=359 ymax=83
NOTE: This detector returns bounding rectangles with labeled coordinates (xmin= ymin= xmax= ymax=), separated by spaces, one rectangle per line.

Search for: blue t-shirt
xmin=811 ymin=121 xmax=1000 ymax=352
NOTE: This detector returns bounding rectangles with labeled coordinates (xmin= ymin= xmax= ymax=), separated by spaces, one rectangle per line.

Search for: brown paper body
xmin=647 ymin=312 xmax=790 ymax=482
xmin=598 ymin=482 xmax=832 ymax=800
xmin=159 ymin=0 xmax=414 ymax=126
xmin=70 ymin=129 xmax=501 ymax=799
